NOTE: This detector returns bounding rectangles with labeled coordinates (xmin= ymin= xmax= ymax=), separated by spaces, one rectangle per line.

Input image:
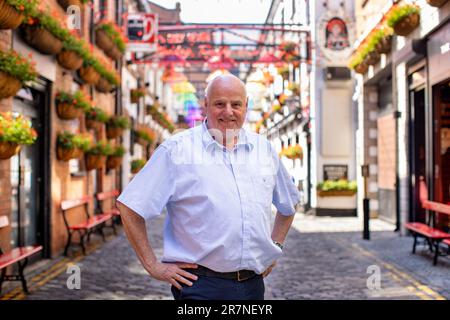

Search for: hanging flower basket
xmin=86 ymin=118 xmax=103 ymax=131
xmin=0 ymin=0 xmax=24 ymax=30
xmin=85 ymin=154 xmax=106 ymax=170
xmin=108 ymin=46 xmax=123 ymax=60
xmin=0 ymin=141 xmax=20 ymax=159
xmin=106 ymin=126 xmax=123 ymax=139
xmin=375 ymin=36 xmax=392 ymax=54
xmin=106 ymin=155 xmax=122 ymax=169
xmin=21 ymin=25 xmax=63 ymax=55
xmin=95 ymin=28 xmax=114 ymax=52
xmin=365 ymin=51 xmax=380 ymax=66
xmin=56 ymin=50 xmax=83 ymax=71
xmin=57 ymin=0 xmax=84 ymax=10
xmin=135 ymin=136 xmax=149 ymax=146
xmin=317 ymin=190 xmax=357 ymax=197
xmin=426 ymin=0 xmax=448 ymax=7
xmin=57 ymin=145 xmax=80 ymax=161
xmin=56 ymin=102 xmax=83 ymax=120
xmin=0 ymin=71 xmax=22 ymax=99
xmin=78 ymin=65 xmax=100 ymax=85
xmin=354 ymin=62 xmax=369 ymax=74
xmin=95 ymin=77 xmax=113 ymax=93
xmin=393 ymin=12 xmax=420 ymax=36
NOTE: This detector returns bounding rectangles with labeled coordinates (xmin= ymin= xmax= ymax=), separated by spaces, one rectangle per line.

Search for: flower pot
xmin=57 ymin=146 xmax=80 ymax=161
xmin=354 ymin=61 xmax=368 ymax=74
xmin=21 ymin=25 xmax=63 ymax=55
xmin=106 ymin=155 xmax=122 ymax=169
xmin=56 ymin=50 xmax=83 ymax=71
xmin=107 ymin=46 xmax=123 ymax=61
xmin=106 ymin=126 xmax=123 ymax=139
xmin=95 ymin=77 xmax=113 ymax=93
xmin=365 ymin=51 xmax=380 ymax=66
xmin=0 ymin=141 xmax=20 ymax=159
xmin=0 ymin=0 xmax=24 ymax=30
xmin=426 ymin=0 xmax=448 ymax=7
xmin=0 ymin=71 xmax=22 ymax=99
xmin=85 ymin=154 xmax=106 ymax=170
xmin=86 ymin=118 xmax=104 ymax=131
xmin=78 ymin=65 xmax=100 ymax=85
xmin=130 ymin=95 xmax=140 ymax=104
xmin=131 ymin=166 xmax=142 ymax=174
xmin=135 ymin=136 xmax=149 ymax=146
xmin=375 ymin=36 xmax=392 ymax=54
xmin=95 ymin=28 xmax=114 ymax=52
xmin=393 ymin=13 xmax=420 ymax=36
xmin=56 ymin=102 xmax=83 ymax=120
xmin=57 ymin=0 xmax=83 ymax=10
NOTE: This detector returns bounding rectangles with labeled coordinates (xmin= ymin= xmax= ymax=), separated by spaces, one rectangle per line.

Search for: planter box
xmin=85 ymin=154 xmax=106 ymax=170
xmin=86 ymin=118 xmax=104 ymax=131
xmin=95 ymin=28 xmax=114 ymax=52
xmin=95 ymin=77 xmax=113 ymax=93
xmin=106 ymin=156 xmax=122 ymax=170
xmin=57 ymin=146 xmax=80 ymax=161
xmin=106 ymin=126 xmax=123 ymax=139
xmin=393 ymin=13 xmax=420 ymax=37
xmin=0 ymin=0 xmax=24 ymax=30
xmin=375 ymin=36 xmax=392 ymax=54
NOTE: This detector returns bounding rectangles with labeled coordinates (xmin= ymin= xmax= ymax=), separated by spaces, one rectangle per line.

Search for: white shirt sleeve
xmin=272 ymin=152 xmax=301 ymax=216
xmin=117 ymin=145 xmax=176 ymax=220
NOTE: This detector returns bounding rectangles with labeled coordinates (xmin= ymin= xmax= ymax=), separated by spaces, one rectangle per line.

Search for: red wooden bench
xmin=405 ymin=178 xmax=450 ymax=265
xmin=0 ymin=216 xmax=43 ymax=294
xmin=61 ymin=195 xmax=112 ymax=256
xmin=96 ymin=190 xmax=121 ymax=235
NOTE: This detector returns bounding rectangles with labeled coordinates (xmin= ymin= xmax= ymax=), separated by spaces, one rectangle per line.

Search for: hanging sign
xmin=127 ymin=13 xmax=158 ymax=52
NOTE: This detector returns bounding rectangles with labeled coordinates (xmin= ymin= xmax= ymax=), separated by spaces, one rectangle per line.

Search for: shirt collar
xmin=201 ymin=118 xmax=254 ymax=152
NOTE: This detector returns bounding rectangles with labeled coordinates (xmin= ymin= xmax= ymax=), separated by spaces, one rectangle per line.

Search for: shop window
xmin=437 ymin=81 xmax=450 ymax=204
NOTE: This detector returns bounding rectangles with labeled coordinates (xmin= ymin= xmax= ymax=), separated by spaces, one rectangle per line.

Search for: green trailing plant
xmin=57 ymin=131 xmax=91 ymax=151
xmin=131 ymin=159 xmax=145 ymax=172
xmin=0 ymin=49 xmax=37 ymax=83
xmin=0 ymin=112 xmax=37 ymax=145
xmin=86 ymin=140 xmax=113 ymax=156
xmin=5 ymin=0 xmax=39 ymax=15
xmin=85 ymin=107 xmax=109 ymax=123
xmin=111 ymin=145 xmax=126 ymax=157
xmin=55 ymin=90 xmax=92 ymax=111
xmin=96 ymin=21 xmax=127 ymax=53
xmin=108 ymin=116 xmax=130 ymax=129
xmin=316 ymin=180 xmax=357 ymax=192
xmin=134 ymin=128 xmax=154 ymax=144
xmin=387 ymin=4 xmax=420 ymax=29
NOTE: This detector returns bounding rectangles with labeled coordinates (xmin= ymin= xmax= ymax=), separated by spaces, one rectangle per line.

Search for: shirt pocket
xmin=251 ymin=174 xmax=275 ymax=211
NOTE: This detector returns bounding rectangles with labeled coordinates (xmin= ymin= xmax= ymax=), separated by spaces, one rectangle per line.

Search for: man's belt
xmin=187 ymin=265 xmax=258 ymax=282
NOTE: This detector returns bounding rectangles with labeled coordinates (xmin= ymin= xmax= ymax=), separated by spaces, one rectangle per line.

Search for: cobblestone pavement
xmin=1 ymin=213 xmax=448 ymax=300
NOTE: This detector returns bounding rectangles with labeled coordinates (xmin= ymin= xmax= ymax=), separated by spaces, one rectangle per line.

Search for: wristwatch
xmin=273 ymin=241 xmax=284 ymax=250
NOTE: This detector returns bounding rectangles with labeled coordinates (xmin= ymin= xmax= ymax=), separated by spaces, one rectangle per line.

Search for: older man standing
xmin=117 ymin=74 xmax=300 ymax=300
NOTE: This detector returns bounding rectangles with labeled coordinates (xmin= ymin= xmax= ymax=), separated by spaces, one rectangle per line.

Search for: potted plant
xmin=57 ymin=0 xmax=89 ymax=10
xmin=55 ymin=90 xmax=90 ymax=120
xmin=92 ymin=57 xmax=120 ymax=92
xmin=134 ymin=127 xmax=154 ymax=146
xmin=283 ymin=144 xmax=303 ymax=160
xmin=426 ymin=0 xmax=448 ymax=8
xmin=56 ymin=131 xmax=91 ymax=161
xmin=56 ymin=34 xmax=89 ymax=71
xmin=78 ymin=59 xmax=101 ymax=85
xmin=387 ymin=4 xmax=421 ymax=37
xmin=106 ymin=145 xmax=125 ymax=170
xmin=95 ymin=21 xmax=127 ymax=60
xmin=131 ymin=88 xmax=145 ymax=103
xmin=349 ymin=52 xmax=368 ymax=75
xmin=0 ymin=50 xmax=37 ymax=99
xmin=106 ymin=116 xmax=129 ymax=139
xmin=287 ymin=82 xmax=300 ymax=96
xmin=130 ymin=159 xmax=145 ymax=174
xmin=21 ymin=11 xmax=69 ymax=55
xmin=85 ymin=107 xmax=109 ymax=131
xmin=0 ymin=112 xmax=37 ymax=159
xmin=316 ymin=180 xmax=357 ymax=197
xmin=277 ymin=66 xmax=289 ymax=80
xmin=85 ymin=140 xmax=112 ymax=170
xmin=372 ymin=28 xmax=393 ymax=55
xmin=0 ymin=0 xmax=37 ymax=30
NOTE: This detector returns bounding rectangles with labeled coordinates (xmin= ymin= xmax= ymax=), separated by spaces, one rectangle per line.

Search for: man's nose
xmin=224 ymin=103 xmax=234 ymax=116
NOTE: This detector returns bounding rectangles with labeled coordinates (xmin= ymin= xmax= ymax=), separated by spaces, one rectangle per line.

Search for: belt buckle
xmin=237 ymin=270 xmax=248 ymax=282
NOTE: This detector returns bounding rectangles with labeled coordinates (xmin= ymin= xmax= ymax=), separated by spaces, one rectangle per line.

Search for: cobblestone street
xmin=1 ymin=213 xmax=448 ymax=300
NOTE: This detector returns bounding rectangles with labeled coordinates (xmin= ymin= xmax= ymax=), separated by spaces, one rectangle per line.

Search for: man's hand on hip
xmin=147 ymin=262 xmax=199 ymax=290
xmin=261 ymin=261 xmax=277 ymax=278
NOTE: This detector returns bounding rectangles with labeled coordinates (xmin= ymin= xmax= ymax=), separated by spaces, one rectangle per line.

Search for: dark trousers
xmin=171 ymin=274 xmax=265 ymax=300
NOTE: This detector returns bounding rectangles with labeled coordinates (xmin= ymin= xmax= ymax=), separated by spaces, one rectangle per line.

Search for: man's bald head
xmin=205 ymin=74 xmax=247 ymax=100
